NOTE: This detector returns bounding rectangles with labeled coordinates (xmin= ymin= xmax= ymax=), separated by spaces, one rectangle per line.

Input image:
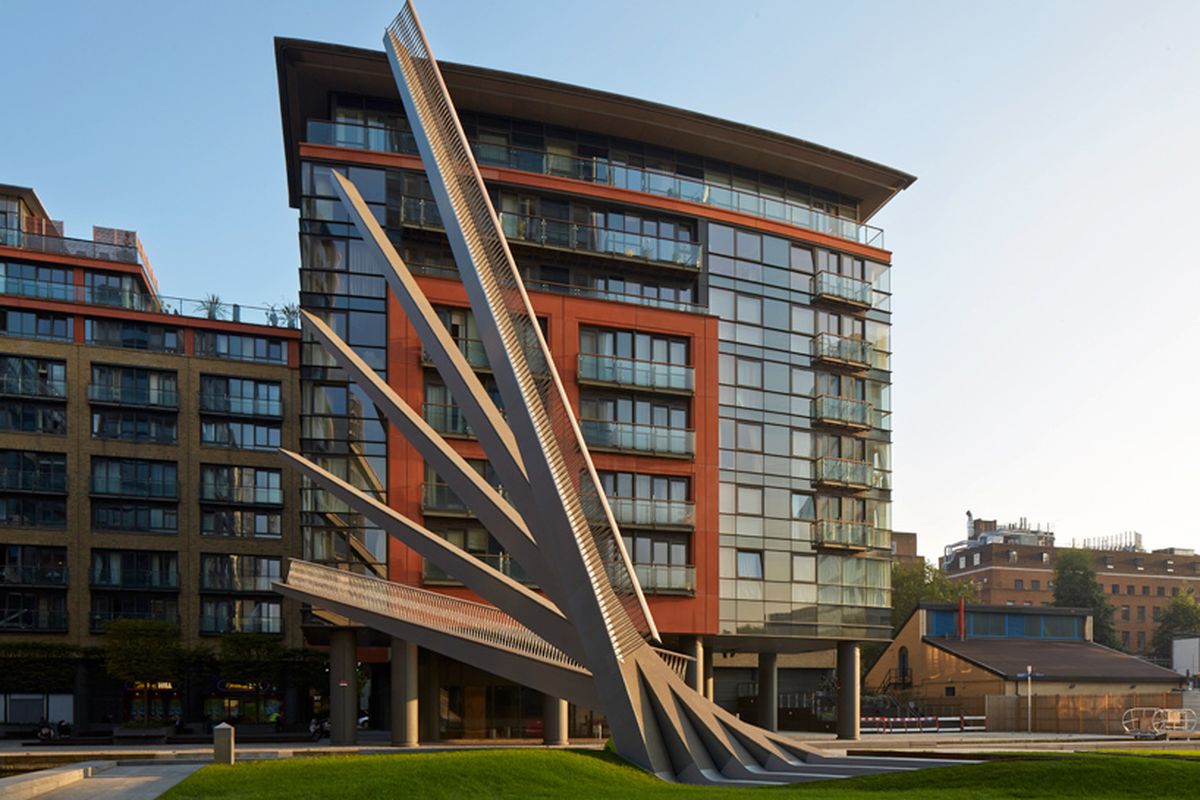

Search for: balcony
xmin=577 ymin=354 xmax=693 ymax=394
xmin=813 ymin=271 xmax=873 ymax=309
xmin=0 ymin=228 xmax=141 ymax=266
xmin=302 ymin=119 xmax=886 ymax=248
xmin=606 ymin=497 xmax=695 ymax=529
xmin=0 ymin=468 xmax=67 ymax=494
xmin=0 ymin=564 xmax=67 ymax=586
xmin=423 ymin=401 xmax=472 ymax=437
xmin=0 ymin=608 xmax=68 ymax=632
xmin=422 ymin=482 xmax=470 ymax=516
xmin=0 ymin=274 xmax=301 ymax=330
xmin=814 ymin=457 xmax=874 ymax=490
xmin=580 ymin=420 xmax=695 ymax=457
xmin=90 ymin=476 xmax=179 ymax=500
xmin=812 ymin=333 xmax=872 ymax=370
xmin=422 ymin=554 xmax=536 ymax=586
xmin=88 ymin=383 xmax=179 ymax=409
xmin=89 ymin=609 xmax=179 ymax=633
xmin=421 ymin=338 xmax=490 ymax=371
xmin=498 ymin=212 xmax=702 ymax=270
xmin=198 ymin=482 xmax=283 ymax=506
xmin=198 ymin=393 xmax=283 ymax=418
xmin=813 ymin=395 xmax=871 ymax=430
xmin=632 ymin=563 xmax=695 ymax=596
xmin=814 ymin=519 xmax=890 ymax=551
xmin=199 ymin=614 xmax=281 ymax=635
xmin=90 ymin=568 xmax=179 ymax=590
xmin=0 ymin=374 xmax=67 ymax=399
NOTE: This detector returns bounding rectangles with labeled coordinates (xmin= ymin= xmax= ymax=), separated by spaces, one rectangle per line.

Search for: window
xmin=1112 ymin=584 xmax=1120 ymax=594
xmin=1153 ymin=606 xmax=1163 ymax=622
xmin=1156 ymin=586 xmax=1165 ymax=597
xmin=736 ymin=550 xmax=763 ymax=579
xmin=199 ymin=465 xmax=282 ymax=505
xmin=200 ymin=419 xmax=281 ymax=451
xmin=201 ymin=509 xmax=282 ymax=540
xmin=91 ymin=410 xmax=177 ymax=444
xmin=0 ymin=355 xmax=66 ymax=397
xmin=92 ymin=503 xmax=178 ymax=533
xmin=972 ymin=552 xmax=980 ymax=566
xmin=1121 ymin=605 xmax=1130 ymax=621
xmin=1136 ymin=630 xmax=1146 ymax=651
xmin=199 ymin=376 xmax=282 ymax=416
xmin=89 ymin=365 xmax=178 ymax=407
xmin=91 ymin=458 xmax=177 ymax=498
xmin=958 ymin=557 xmax=966 ymax=569
xmin=200 ymin=554 xmax=281 ymax=592
xmin=1127 ymin=585 xmax=1134 ymax=595
xmin=0 ymin=309 xmax=71 ymax=341
xmin=944 ymin=686 xmax=956 ymax=697
xmin=195 ymin=332 xmax=286 ymax=364
xmin=0 ymin=402 xmax=66 ymax=435
xmin=1135 ymin=557 xmax=1145 ymax=571
xmin=1031 ymin=579 xmax=1041 ymax=591
xmin=1040 ymin=552 xmax=1049 ymax=564
xmin=1137 ymin=606 xmax=1146 ymax=622
xmin=1142 ymin=585 xmax=1150 ymax=596
xmin=0 ymin=262 xmax=72 ymax=300
xmin=1008 ymin=550 xmax=1018 ymax=564
xmin=1014 ymin=579 xmax=1024 ymax=591
xmin=85 ymin=319 xmax=179 ymax=352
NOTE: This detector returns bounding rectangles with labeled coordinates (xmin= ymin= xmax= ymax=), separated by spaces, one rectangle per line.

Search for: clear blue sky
xmin=3 ymin=1 xmax=1198 ymax=561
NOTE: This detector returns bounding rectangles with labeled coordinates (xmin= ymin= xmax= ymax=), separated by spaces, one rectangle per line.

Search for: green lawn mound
xmin=160 ymin=748 xmax=1200 ymax=800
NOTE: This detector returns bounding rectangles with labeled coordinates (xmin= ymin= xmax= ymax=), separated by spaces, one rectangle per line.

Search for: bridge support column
xmin=837 ymin=641 xmax=861 ymax=740
xmin=329 ymin=627 xmax=358 ymax=746
xmin=758 ymin=652 xmax=778 ymax=732
xmin=543 ymin=695 xmax=569 ymax=746
xmin=391 ymin=638 xmax=419 ymax=746
xmin=685 ymin=637 xmax=705 ymax=694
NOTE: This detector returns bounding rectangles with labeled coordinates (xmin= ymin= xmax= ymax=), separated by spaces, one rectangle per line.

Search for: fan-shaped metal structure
xmin=275 ymin=2 xmax=965 ymax=783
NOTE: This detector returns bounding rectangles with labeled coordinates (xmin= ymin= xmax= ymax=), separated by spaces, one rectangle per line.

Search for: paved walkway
xmin=34 ymin=763 xmax=204 ymax=800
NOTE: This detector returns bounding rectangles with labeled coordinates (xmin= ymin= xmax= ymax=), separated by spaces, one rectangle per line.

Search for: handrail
xmin=305 ymin=118 xmax=885 ymax=248
xmin=577 ymin=353 xmax=694 ymax=392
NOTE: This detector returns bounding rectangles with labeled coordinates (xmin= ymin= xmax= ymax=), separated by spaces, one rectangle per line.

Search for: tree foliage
xmin=1052 ymin=549 xmax=1120 ymax=649
xmin=104 ymin=620 xmax=182 ymax=723
xmin=218 ymin=633 xmax=286 ymax=689
xmin=890 ymin=561 xmax=979 ymax=632
xmin=1151 ymin=589 xmax=1200 ymax=661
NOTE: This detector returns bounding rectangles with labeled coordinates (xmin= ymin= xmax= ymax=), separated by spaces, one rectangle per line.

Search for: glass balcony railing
xmin=90 ymin=476 xmax=179 ymax=499
xmin=198 ymin=483 xmax=283 ymax=505
xmin=405 ymin=262 xmax=706 ymax=316
xmin=578 ymin=354 xmax=694 ymax=393
xmin=606 ymin=497 xmax=695 ymax=528
xmin=393 ymin=196 xmax=701 ymax=270
xmin=303 ymin=119 xmax=884 ymax=248
xmin=0 ymin=564 xmax=67 ymax=586
xmin=814 ymin=271 xmax=873 ymax=308
xmin=0 ymin=468 xmax=67 ymax=494
xmin=0 ymin=609 xmax=68 ymax=632
xmin=422 ymin=482 xmax=469 ymax=514
xmin=0 ymin=229 xmax=141 ymax=265
xmin=498 ymin=212 xmax=702 ymax=269
xmin=421 ymin=337 xmax=490 ymax=370
xmin=198 ymin=393 xmax=283 ymax=417
xmin=422 ymin=553 xmax=537 ymax=586
xmin=90 ymin=568 xmax=179 ymax=590
xmin=0 ymin=276 xmax=300 ymax=329
xmin=814 ymin=519 xmax=890 ymax=550
xmin=814 ymin=457 xmax=874 ymax=489
xmin=580 ymin=419 xmax=694 ymax=456
xmin=199 ymin=614 xmax=281 ymax=635
xmin=88 ymin=383 xmax=179 ymax=408
xmin=0 ymin=374 xmax=66 ymax=399
xmin=90 ymin=609 xmax=180 ymax=633
xmin=632 ymin=563 xmax=695 ymax=595
xmin=812 ymin=333 xmax=872 ymax=369
xmin=423 ymin=401 xmax=472 ymax=437
xmin=813 ymin=395 xmax=871 ymax=429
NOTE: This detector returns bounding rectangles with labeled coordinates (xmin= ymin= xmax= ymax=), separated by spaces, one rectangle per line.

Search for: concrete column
xmin=703 ymin=647 xmax=714 ymax=701
xmin=543 ymin=695 xmax=569 ymax=746
xmin=836 ymin=641 xmax=860 ymax=740
xmin=329 ymin=628 xmax=358 ymax=746
xmin=757 ymin=652 xmax=778 ymax=732
xmin=684 ymin=637 xmax=705 ymax=694
xmin=390 ymin=638 xmax=419 ymax=747
xmin=420 ymin=655 xmax=440 ymax=742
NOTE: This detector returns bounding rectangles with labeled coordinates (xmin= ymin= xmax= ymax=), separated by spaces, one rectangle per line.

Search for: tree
xmin=1151 ymin=590 xmax=1200 ymax=662
xmin=890 ymin=561 xmax=978 ymax=633
xmin=1052 ymin=549 xmax=1120 ymax=649
xmin=103 ymin=620 xmax=182 ymax=724
xmin=196 ymin=294 xmax=227 ymax=320
xmin=218 ymin=633 xmax=286 ymax=722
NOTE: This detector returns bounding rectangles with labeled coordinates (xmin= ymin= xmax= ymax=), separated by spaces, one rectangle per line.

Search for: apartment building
xmin=276 ymin=37 xmax=910 ymax=737
xmin=0 ymin=184 xmax=303 ymax=729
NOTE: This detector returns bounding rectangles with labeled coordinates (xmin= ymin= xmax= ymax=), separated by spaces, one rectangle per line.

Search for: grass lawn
xmin=160 ymin=748 xmax=1200 ymax=799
